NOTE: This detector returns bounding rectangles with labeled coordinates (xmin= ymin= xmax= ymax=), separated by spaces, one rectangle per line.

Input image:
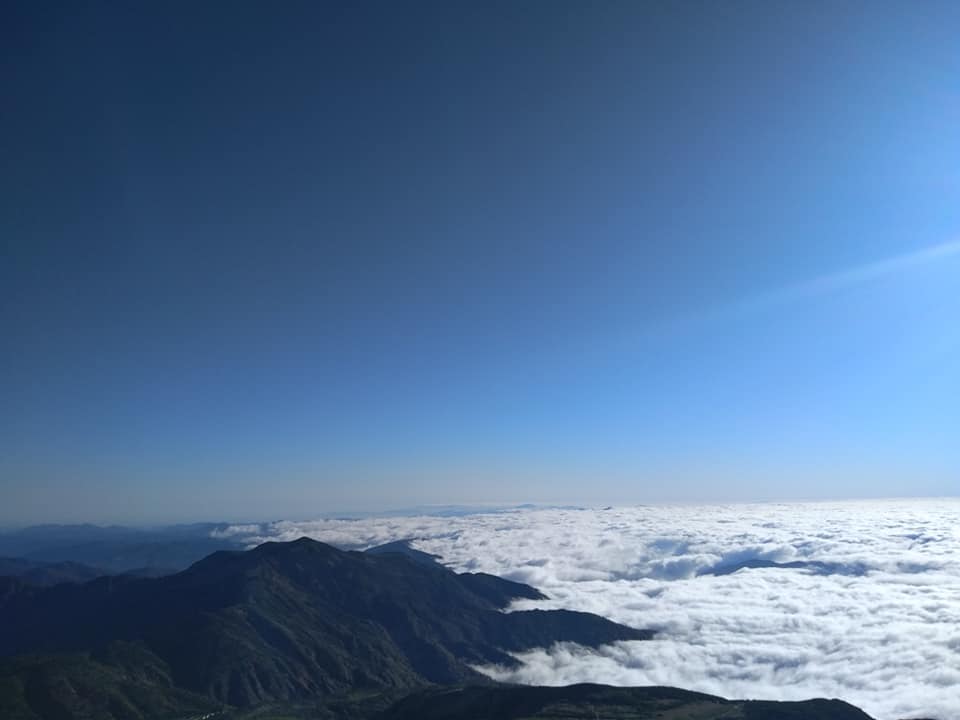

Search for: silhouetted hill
xmin=701 ymin=558 xmax=871 ymax=577
xmin=0 ymin=557 xmax=106 ymax=586
xmin=377 ymin=683 xmax=877 ymax=720
xmin=0 ymin=673 xmax=885 ymax=720
xmin=0 ymin=538 xmax=649 ymax=708
xmin=365 ymin=539 xmax=445 ymax=567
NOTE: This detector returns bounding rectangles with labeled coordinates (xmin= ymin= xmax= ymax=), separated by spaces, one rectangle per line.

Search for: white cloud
xmin=215 ymin=498 xmax=960 ymax=720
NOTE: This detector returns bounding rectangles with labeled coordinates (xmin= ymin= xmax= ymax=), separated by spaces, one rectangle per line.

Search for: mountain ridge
xmin=378 ymin=683 xmax=877 ymax=720
xmin=0 ymin=538 xmax=897 ymax=720
xmin=0 ymin=537 xmax=649 ymax=708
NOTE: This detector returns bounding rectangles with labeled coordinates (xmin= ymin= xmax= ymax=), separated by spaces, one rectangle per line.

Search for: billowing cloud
xmin=215 ymin=498 xmax=960 ymax=720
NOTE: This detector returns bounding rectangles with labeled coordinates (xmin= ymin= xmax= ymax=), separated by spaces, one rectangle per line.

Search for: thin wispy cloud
xmin=603 ymin=239 xmax=960 ymax=361
xmin=744 ymin=239 xmax=960 ymax=312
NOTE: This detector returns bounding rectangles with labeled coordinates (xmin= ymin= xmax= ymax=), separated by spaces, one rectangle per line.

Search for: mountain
xmin=365 ymin=539 xmax=445 ymax=568
xmin=0 ymin=538 xmax=888 ymax=720
xmin=0 ymin=537 xmax=650 ymax=709
xmin=0 ymin=557 xmax=107 ymax=586
xmin=0 ymin=556 xmax=182 ymax=588
xmin=0 ymin=523 xmax=239 ymax=573
xmin=378 ymin=683 xmax=877 ymax=720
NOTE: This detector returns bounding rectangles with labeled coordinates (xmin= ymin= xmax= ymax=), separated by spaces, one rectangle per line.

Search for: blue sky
xmin=2 ymin=1 xmax=958 ymax=524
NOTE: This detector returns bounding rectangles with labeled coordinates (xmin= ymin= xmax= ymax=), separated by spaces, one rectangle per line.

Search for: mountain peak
xmin=251 ymin=535 xmax=337 ymax=554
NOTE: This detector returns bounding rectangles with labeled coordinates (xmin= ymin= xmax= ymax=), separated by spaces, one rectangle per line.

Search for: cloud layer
xmin=216 ymin=499 xmax=960 ymax=720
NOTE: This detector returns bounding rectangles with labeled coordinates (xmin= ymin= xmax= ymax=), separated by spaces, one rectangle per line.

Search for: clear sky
xmin=2 ymin=1 xmax=958 ymax=525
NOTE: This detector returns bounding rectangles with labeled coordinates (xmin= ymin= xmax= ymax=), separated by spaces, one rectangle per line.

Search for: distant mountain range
xmin=0 ymin=556 xmax=178 ymax=586
xmin=0 ymin=537 xmax=890 ymax=719
xmin=0 ymin=557 xmax=108 ymax=586
xmin=0 ymin=523 xmax=240 ymax=573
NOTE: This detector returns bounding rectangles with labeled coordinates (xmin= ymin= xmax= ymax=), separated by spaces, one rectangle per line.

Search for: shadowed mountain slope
xmin=0 ymin=650 xmax=218 ymax=720
xmin=0 ymin=557 xmax=107 ymax=586
xmin=0 ymin=538 xmax=650 ymax=707
xmin=377 ymin=683 xmax=877 ymax=720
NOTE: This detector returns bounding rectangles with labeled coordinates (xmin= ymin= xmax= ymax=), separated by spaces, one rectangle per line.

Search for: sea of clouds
xmin=213 ymin=498 xmax=960 ymax=720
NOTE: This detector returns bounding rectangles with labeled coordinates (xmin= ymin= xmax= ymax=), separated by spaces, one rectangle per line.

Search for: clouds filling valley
xmin=215 ymin=499 xmax=960 ymax=720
